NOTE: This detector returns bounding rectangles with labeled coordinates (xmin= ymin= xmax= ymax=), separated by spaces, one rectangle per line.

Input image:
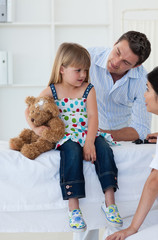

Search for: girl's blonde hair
xmin=48 ymin=42 xmax=91 ymax=86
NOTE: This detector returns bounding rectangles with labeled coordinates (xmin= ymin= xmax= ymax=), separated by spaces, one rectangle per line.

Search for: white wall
xmin=0 ymin=0 xmax=112 ymax=141
xmin=1 ymin=0 xmax=158 ymax=141
xmin=111 ymin=0 xmax=158 ymax=132
xmin=111 ymin=0 xmax=158 ymax=39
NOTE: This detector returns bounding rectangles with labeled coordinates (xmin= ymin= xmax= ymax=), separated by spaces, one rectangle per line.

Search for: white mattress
xmin=0 ymin=140 xmax=157 ymax=232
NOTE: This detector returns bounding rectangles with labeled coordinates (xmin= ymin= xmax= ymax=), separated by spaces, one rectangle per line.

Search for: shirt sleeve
xmin=129 ymin=69 xmax=152 ymax=140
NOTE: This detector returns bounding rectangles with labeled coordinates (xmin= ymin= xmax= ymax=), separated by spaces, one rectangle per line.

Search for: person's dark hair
xmin=117 ymin=31 xmax=151 ymax=66
xmin=147 ymin=67 xmax=158 ymax=95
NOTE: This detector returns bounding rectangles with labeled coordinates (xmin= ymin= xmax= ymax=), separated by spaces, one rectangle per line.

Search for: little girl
xmin=25 ymin=42 xmax=122 ymax=232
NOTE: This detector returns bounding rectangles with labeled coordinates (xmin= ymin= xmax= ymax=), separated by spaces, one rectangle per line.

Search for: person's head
xmin=107 ymin=31 xmax=151 ymax=76
xmin=48 ymin=42 xmax=91 ymax=86
xmin=144 ymin=67 xmax=158 ymax=115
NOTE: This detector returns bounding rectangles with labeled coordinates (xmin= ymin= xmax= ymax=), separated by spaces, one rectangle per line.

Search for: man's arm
xmin=104 ymin=67 xmax=151 ymax=142
xmin=100 ymin=127 xmax=139 ymax=141
xmin=128 ymin=68 xmax=151 ymax=140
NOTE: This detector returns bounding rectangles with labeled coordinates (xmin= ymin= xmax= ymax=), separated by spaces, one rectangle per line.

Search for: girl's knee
xmin=95 ymin=137 xmax=113 ymax=155
xmin=60 ymin=141 xmax=83 ymax=167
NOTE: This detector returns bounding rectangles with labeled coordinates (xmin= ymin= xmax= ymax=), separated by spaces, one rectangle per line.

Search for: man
xmin=88 ymin=31 xmax=151 ymax=141
xmin=75 ymin=31 xmax=152 ymax=240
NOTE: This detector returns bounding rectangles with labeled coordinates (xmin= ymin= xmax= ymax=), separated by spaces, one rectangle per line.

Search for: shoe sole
xmin=101 ymin=206 xmax=123 ymax=228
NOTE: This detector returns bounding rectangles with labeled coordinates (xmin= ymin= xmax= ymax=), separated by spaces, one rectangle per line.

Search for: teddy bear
xmin=9 ymin=96 xmax=65 ymax=160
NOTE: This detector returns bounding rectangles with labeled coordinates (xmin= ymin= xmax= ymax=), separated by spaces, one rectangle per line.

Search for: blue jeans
xmin=57 ymin=136 xmax=118 ymax=200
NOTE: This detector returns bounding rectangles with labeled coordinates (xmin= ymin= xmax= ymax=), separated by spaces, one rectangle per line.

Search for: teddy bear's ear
xmin=25 ymin=96 xmax=36 ymax=106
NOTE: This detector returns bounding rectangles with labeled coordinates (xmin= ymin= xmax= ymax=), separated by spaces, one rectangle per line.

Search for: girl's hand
xmin=146 ymin=132 xmax=158 ymax=143
xmin=33 ymin=126 xmax=50 ymax=136
xmin=105 ymin=226 xmax=137 ymax=240
xmin=83 ymin=140 xmax=96 ymax=163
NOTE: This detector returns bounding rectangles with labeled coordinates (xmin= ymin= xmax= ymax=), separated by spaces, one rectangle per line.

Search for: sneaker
xmin=69 ymin=209 xmax=87 ymax=232
xmin=101 ymin=203 xmax=123 ymax=227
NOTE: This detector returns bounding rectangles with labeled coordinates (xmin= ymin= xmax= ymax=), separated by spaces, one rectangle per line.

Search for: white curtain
xmin=122 ymin=9 xmax=158 ymax=132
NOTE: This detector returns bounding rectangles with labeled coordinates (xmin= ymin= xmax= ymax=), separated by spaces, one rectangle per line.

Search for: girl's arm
xmin=83 ymin=87 xmax=98 ymax=163
xmin=25 ymin=87 xmax=52 ymax=136
xmin=106 ymin=169 xmax=158 ymax=240
xmin=39 ymin=86 xmax=52 ymax=97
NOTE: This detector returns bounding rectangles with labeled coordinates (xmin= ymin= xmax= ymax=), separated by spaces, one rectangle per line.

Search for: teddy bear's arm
xmin=42 ymin=118 xmax=65 ymax=143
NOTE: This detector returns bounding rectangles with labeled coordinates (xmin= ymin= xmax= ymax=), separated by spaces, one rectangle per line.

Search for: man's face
xmin=107 ymin=40 xmax=139 ymax=76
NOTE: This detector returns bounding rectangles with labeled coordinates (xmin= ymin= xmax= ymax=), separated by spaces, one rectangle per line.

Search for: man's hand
xmin=146 ymin=132 xmax=158 ymax=143
xmin=99 ymin=127 xmax=139 ymax=141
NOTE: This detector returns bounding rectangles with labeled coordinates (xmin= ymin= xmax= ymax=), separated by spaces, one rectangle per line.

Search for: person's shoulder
xmin=39 ymin=86 xmax=52 ymax=97
xmin=82 ymin=81 xmax=90 ymax=89
xmin=87 ymin=47 xmax=111 ymax=66
xmin=82 ymin=82 xmax=95 ymax=99
xmin=87 ymin=46 xmax=109 ymax=56
xmin=136 ymin=65 xmax=148 ymax=78
xmin=83 ymin=82 xmax=94 ymax=87
xmin=136 ymin=64 xmax=147 ymax=72
xmin=82 ymin=82 xmax=94 ymax=93
xmin=130 ymin=64 xmax=147 ymax=78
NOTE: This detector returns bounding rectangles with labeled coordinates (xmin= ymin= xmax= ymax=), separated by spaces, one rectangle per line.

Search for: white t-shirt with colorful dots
xmin=50 ymin=83 xmax=118 ymax=148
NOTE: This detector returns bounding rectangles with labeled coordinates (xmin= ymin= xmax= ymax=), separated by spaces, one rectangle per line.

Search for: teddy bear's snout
xmin=31 ymin=118 xmax=34 ymax=122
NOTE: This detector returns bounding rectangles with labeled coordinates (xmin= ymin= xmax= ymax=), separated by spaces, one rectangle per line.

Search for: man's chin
xmin=107 ymin=65 xmax=117 ymax=74
xmin=107 ymin=66 xmax=113 ymax=73
xmin=107 ymin=68 xmax=117 ymax=75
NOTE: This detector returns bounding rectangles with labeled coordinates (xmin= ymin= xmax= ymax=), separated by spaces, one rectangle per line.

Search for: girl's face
xmin=144 ymin=80 xmax=158 ymax=114
xmin=60 ymin=66 xmax=88 ymax=87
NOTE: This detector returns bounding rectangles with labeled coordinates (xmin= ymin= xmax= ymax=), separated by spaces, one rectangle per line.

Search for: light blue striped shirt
xmin=88 ymin=47 xmax=151 ymax=140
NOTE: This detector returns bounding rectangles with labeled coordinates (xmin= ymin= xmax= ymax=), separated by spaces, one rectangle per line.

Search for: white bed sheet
xmin=0 ymin=141 xmax=157 ymax=232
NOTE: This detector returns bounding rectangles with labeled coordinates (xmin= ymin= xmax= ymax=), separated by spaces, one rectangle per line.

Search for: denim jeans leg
xmin=58 ymin=140 xmax=85 ymax=200
xmin=94 ymin=136 xmax=118 ymax=192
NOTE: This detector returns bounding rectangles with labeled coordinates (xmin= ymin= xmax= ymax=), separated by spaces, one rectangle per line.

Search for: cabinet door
xmin=0 ymin=0 xmax=7 ymax=22
xmin=0 ymin=51 xmax=7 ymax=84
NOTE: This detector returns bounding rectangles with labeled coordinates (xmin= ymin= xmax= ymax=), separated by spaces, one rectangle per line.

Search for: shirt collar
xmin=126 ymin=66 xmax=141 ymax=79
xmin=95 ymin=47 xmax=141 ymax=79
xmin=95 ymin=48 xmax=111 ymax=69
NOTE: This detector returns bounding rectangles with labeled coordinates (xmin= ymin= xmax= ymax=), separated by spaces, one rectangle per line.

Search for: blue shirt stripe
xmin=88 ymin=47 xmax=151 ymax=139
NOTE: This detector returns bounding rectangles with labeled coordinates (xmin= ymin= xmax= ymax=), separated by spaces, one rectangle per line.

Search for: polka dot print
xmin=64 ymin=116 xmax=69 ymax=121
xmin=50 ymin=83 xmax=118 ymax=148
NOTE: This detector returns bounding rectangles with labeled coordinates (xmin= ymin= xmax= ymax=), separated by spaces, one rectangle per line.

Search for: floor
xmin=0 ymin=229 xmax=105 ymax=240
